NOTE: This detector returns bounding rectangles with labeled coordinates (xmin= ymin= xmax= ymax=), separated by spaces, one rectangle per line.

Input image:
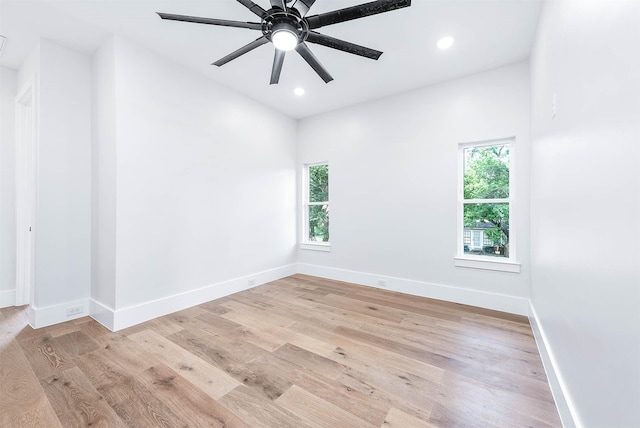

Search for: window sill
xmin=300 ymin=242 xmax=331 ymax=252
xmin=454 ymin=256 xmax=520 ymax=273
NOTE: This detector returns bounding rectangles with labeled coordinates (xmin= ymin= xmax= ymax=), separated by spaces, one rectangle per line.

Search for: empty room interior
xmin=0 ymin=0 xmax=638 ymax=427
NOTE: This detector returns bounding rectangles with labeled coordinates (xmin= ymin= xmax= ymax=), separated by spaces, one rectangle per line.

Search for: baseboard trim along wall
xmin=90 ymin=299 xmax=115 ymax=331
xmin=296 ymin=263 xmax=530 ymax=316
xmin=0 ymin=288 xmax=16 ymax=308
xmin=25 ymin=262 xmax=529 ymax=329
xmin=91 ymin=264 xmax=298 ymax=331
xmin=28 ymin=298 xmax=91 ymax=328
xmin=529 ymin=302 xmax=580 ymax=428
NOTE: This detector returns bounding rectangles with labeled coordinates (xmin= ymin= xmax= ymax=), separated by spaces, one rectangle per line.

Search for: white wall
xmin=0 ymin=66 xmax=17 ymax=307
xmin=13 ymin=39 xmax=92 ymax=323
xmin=91 ymin=38 xmax=117 ymax=310
xmin=17 ymin=44 xmax=39 ymax=91
xmin=7 ymin=35 xmax=296 ymax=329
xmin=297 ymin=62 xmax=531 ymax=313
xmin=32 ymin=39 xmax=92 ymax=310
xmin=529 ymin=1 xmax=640 ymax=426
xmin=107 ymin=38 xmax=297 ymax=313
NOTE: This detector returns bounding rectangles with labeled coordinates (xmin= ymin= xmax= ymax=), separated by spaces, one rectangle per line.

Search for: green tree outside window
xmin=463 ymin=144 xmax=510 ymax=257
xmin=308 ymin=164 xmax=329 ymax=242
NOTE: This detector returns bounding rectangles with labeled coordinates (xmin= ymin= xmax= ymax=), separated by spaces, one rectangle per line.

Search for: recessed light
xmin=437 ymin=36 xmax=455 ymax=50
xmin=294 ymin=87 xmax=305 ymax=96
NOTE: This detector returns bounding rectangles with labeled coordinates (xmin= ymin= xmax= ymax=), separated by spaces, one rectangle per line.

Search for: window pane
xmin=464 ymin=145 xmax=509 ymax=199
xmin=309 ymin=164 xmax=329 ymax=203
xmin=463 ymin=203 xmax=509 ymax=257
xmin=308 ymin=205 xmax=329 ymax=242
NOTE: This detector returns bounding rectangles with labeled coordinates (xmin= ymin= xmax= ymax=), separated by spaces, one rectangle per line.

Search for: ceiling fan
xmin=157 ymin=0 xmax=411 ymax=84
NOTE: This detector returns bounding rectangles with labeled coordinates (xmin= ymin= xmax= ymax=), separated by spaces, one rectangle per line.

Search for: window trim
xmin=301 ymin=161 xmax=330 ymax=251
xmin=456 ymin=137 xmax=519 ymax=272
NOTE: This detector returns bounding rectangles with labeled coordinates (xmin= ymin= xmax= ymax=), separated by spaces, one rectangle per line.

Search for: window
xmin=302 ymin=163 xmax=329 ymax=249
xmin=456 ymin=138 xmax=519 ymax=272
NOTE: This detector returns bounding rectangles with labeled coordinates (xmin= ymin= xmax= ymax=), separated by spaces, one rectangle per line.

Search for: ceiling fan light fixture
xmin=272 ymin=25 xmax=299 ymax=51
xmin=437 ymin=36 xmax=455 ymax=50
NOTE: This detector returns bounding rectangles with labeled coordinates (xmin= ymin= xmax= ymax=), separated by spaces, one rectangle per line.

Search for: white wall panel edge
xmin=529 ymin=302 xmax=580 ymax=428
xmin=297 ymin=263 xmax=529 ymax=315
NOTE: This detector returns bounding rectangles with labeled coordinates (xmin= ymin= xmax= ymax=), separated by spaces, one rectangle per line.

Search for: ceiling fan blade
xmin=157 ymin=12 xmax=262 ymax=30
xmin=295 ymin=43 xmax=333 ymax=83
xmin=306 ymin=0 xmax=411 ymax=29
xmin=306 ymin=31 xmax=382 ymax=60
xmin=292 ymin=0 xmax=316 ymax=16
xmin=236 ymin=0 xmax=268 ymax=18
xmin=213 ymin=36 xmax=270 ymax=67
xmin=270 ymin=49 xmax=286 ymax=84
xmin=270 ymin=0 xmax=287 ymax=11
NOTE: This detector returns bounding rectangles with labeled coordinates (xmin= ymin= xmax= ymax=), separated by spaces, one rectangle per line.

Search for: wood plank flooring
xmin=0 ymin=274 xmax=561 ymax=427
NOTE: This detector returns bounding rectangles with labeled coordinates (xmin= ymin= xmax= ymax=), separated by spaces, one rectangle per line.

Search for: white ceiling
xmin=0 ymin=0 xmax=542 ymax=118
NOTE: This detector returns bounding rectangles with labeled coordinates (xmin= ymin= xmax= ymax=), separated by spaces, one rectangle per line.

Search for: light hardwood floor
xmin=0 ymin=274 xmax=561 ymax=427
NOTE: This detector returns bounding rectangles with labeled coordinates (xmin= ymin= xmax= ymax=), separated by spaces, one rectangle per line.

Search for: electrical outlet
xmin=66 ymin=306 xmax=83 ymax=317
xmin=376 ymin=279 xmax=387 ymax=288
xmin=248 ymin=278 xmax=256 ymax=286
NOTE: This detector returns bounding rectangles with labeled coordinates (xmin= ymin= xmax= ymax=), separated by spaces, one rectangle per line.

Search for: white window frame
xmin=455 ymin=137 xmax=520 ymax=273
xmin=300 ymin=161 xmax=331 ymax=252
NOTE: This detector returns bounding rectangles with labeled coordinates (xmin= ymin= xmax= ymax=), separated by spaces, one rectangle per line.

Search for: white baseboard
xmin=0 ymin=289 xmax=16 ymax=308
xmin=90 ymin=299 xmax=115 ymax=331
xmin=296 ymin=263 xmax=530 ymax=315
xmin=91 ymin=264 xmax=297 ymax=331
xmin=28 ymin=298 xmax=91 ymax=328
xmin=529 ymin=302 xmax=580 ymax=428
xmin=27 ymin=262 xmax=528 ymax=331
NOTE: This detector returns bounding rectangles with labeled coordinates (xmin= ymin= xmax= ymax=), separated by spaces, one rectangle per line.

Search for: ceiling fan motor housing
xmin=263 ymin=11 xmax=308 ymax=46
